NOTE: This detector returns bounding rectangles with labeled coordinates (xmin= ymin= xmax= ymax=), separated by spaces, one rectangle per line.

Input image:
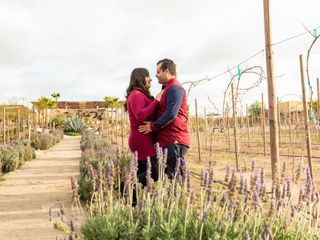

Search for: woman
xmin=126 ymin=68 xmax=162 ymax=186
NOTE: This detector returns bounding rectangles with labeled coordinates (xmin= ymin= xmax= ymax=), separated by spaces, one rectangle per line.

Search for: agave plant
xmin=64 ymin=116 xmax=86 ymax=133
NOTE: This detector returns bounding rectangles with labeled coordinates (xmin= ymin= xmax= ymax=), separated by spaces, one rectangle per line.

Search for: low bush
xmin=32 ymin=129 xmax=63 ymax=150
xmin=0 ymin=141 xmax=36 ymax=173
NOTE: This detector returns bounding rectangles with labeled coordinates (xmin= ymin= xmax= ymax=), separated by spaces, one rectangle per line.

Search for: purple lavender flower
xmin=224 ymin=165 xmax=230 ymax=183
xmin=220 ymin=192 xmax=227 ymax=207
xmin=262 ymin=223 xmax=273 ymax=239
xmin=70 ymin=177 xmax=78 ymax=201
xmin=260 ymin=183 xmax=266 ymax=199
xmin=146 ymin=157 xmax=152 ymax=193
xmin=252 ymin=191 xmax=261 ymax=211
xmin=190 ymin=191 xmax=195 ymax=205
xmin=239 ymin=175 xmax=245 ymax=195
xmin=228 ymin=169 xmax=237 ymax=195
xmin=281 ymin=183 xmax=286 ymax=199
xmin=260 ymin=167 xmax=265 ymax=185
xmin=286 ymin=178 xmax=291 ymax=199
xmin=281 ymin=161 xmax=287 ymax=183
xmin=203 ymin=171 xmax=208 ymax=188
xmin=251 ymin=159 xmax=256 ymax=173
xmin=186 ymin=170 xmax=191 ymax=192
xmin=268 ymin=199 xmax=276 ymax=217
xmin=174 ymin=158 xmax=181 ymax=177
xmin=298 ymin=188 xmax=304 ymax=206
xmin=163 ymin=148 xmax=168 ymax=165
xmin=200 ymin=169 xmax=205 ymax=187
xmin=290 ymin=204 xmax=295 ymax=218
xmin=106 ymin=162 xmax=114 ymax=192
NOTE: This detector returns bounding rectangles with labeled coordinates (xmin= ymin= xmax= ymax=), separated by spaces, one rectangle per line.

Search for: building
xmin=278 ymin=101 xmax=304 ymax=114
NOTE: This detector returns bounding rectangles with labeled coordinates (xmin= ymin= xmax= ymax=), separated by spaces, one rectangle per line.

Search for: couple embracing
xmin=125 ymin=59 xmax=190 ymax=186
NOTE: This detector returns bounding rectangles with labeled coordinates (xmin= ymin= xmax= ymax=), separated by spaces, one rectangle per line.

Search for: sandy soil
xmin=0 ymin=135 xmax=81 ymax=240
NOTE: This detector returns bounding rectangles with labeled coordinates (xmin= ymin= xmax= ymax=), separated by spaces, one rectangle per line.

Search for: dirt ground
xmin=0 ymin=135 xmax=81 ymax=240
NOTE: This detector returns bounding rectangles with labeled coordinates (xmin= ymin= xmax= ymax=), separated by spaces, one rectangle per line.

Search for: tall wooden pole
xmin=195 ymin=99 xmax=201 ymax=162
xmin=231 ymin=83 xmax=239 ymax=171
xmin=317 ymin=78 xmax=320 ymax=119
xmin=261 ymin=93 xmax=266 ymax=156
xmin=299 ymin=54 xmax=314 ymax=179
xmin=263 ymin=0 xmax=280 ymax=184
xmin=277 ymin=97 xmax=281 ymax=147
xmin=226 ymin=103 xmax=231 ymax=151
xmin=246 ymin=104 xmax=250 ymax=147
xmin=317 ymin=78 xmax=320 ymax=142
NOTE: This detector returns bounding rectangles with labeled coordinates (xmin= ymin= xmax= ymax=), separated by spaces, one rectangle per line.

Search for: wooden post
xmin=277 ymin=97 xmax=281 ymax=147
xmin=263 ymin=0 xmax=280 ymax=184
xmin=226 ymin=104 xmax=231 ymax=151
xmin=317 ymin=78 xmax=320 ymax=120
xmin=317 ymin=78 xmax=320 ymax=141
xmin=261 ymin=93 xmax=266 ymax=156
xmin=288 ymin=103 xmax=292 ymax=151
xmin=8 ymin=116 xmax=14 ymax=142
xmin=3 ymin=107 xmax=5 ymax=144
xmin=6 ymin=116 xmax=9 ymax=143
xmin=115 ymin=109 xmax=118 ymax=143
xmin=99 ymin=119 xmax=103 ymax=136
xmin=17 ymin=108 xmax=21 ymax=140
xmin=299 ymin=54 xmax=313 ymax=179
xmin=246 ymin=104 xmax=250 ymax=147
xmin=195 ymin=99 xmax=201 ymax=162
xmin=33 ymin=109 xmax=36 ymax=133
xmin=28 ymin=112 xmax=31 ymax=140
xmin=231 ymin=83 xmax=239 ymax=171
xmin=204 ymin=107 xmax=208 ymax=150
xmin=121 ymin=107 xmax=125 ymax=148
xmin=251 ymin=110 xmax=254 ymax=128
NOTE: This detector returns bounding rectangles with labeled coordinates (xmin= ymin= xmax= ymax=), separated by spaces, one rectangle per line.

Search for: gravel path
xmin=0 ymin=135 xmax=80 ymax=240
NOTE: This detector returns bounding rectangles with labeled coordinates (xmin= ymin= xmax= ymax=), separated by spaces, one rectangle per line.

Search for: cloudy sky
xmin=0 ymin=0 xmax=319 ymax=114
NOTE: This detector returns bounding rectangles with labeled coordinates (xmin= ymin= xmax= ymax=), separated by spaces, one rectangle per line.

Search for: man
xmin=138 ymin=58 xmax=189 ymax=179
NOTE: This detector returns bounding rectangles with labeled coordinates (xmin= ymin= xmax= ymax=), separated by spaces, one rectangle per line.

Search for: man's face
xmin=156 ymin=64 xmax=168 ymax=84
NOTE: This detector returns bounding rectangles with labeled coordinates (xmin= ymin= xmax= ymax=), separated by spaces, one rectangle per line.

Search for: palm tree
xmin=51 ymin=93 xmax=61 ymax=102
xmin=104 ymin=96 xmax=121 ymax=108
xmin=34 ymin=97 xmax=57 ymax=130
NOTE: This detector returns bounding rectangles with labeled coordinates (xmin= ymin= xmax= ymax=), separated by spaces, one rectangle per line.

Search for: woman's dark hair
xmin=125 ymin=68 xmax=153 ymax=110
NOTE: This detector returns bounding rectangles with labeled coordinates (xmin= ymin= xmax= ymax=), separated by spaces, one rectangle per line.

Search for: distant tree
xmin=309 ymin=100 xmax=318 ymax=112
xmin=34 ymin=96 xmax=56 ymax=129
xmin=51 ymin=93 xmax=61 ymax=102
xmin=104 ymin=96 xmax=122 ymax=108
xmin=247 ymin=100 xmax=267 ymax=117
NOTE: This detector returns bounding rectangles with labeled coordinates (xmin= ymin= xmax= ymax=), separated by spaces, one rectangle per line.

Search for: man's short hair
xmin=157 ymin=58 xmax=176 ymax=76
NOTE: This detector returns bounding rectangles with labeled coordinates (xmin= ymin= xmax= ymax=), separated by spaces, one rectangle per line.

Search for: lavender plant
xmin=59 ymin=130 xmax=320 ymax=240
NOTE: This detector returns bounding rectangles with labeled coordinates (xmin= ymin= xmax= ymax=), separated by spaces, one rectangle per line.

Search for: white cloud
xmin=0 ymin=0 xmax=319 ymax=113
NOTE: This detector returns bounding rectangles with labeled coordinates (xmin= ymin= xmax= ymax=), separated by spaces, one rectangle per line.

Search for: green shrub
xmin=51 ymin=129 xmax=64 ymax=143
xmin=33 ymin=132 xmax=55 ymax=150
xmin=0 ymin=146 xmax=20 ymax=173
xmin=23 ymin=143 xmax=36 ymax=161
xmin=51 ymin=115 xmax=65 ymax=128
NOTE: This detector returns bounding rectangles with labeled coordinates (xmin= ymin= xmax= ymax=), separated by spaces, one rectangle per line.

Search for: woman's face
xmin=145 ymin=76 xmax=152 ymax=89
